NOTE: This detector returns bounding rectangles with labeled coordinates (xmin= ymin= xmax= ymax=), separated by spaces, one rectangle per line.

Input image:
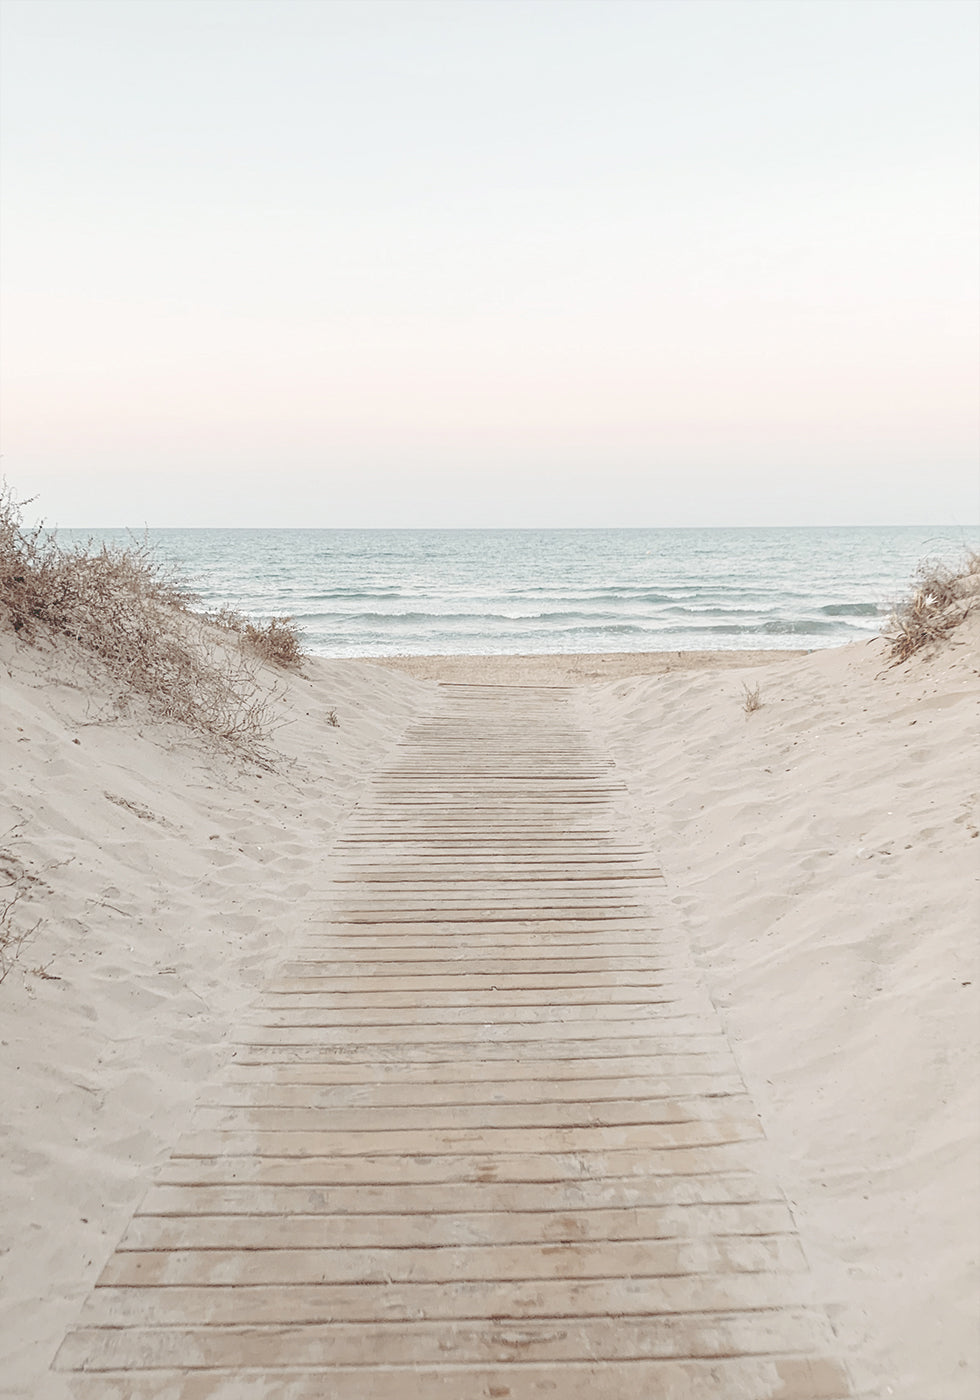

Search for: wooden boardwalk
xmin=55 ymin=685 xmax=851 ymax=1398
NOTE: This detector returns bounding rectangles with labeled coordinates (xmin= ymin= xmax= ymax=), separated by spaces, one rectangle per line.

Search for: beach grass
xmin=885 ymin=550 xmax=980 ymax=663
xmin=0 ymin=483 xmax=303 ymax=751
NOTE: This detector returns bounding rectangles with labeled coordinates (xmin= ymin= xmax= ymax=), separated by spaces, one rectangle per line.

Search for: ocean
xmin=59 ymin=526 xmax=976 ymax=658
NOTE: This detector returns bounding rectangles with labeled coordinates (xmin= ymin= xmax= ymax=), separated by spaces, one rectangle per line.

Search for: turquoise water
xmin=59 ymin=526 xmax=977 ymax=657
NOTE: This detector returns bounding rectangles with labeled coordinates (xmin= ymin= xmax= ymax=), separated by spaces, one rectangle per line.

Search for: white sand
xmin=583 ymin=616 xmax=980 ymax=1400
xmin=369 ymin=648 xmax=808 ymax=685
xmin=1 ymin=618 xmax=977 ymax=1398
xmin=0 ymin=631 xmax=436 ymax=1397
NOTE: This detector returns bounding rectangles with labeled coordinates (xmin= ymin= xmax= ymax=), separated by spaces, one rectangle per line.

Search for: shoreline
xmin=358 ymin=648 xmax=810 ymax=683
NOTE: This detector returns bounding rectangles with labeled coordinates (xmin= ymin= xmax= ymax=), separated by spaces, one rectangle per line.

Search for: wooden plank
xmin=274 ymin=954 xmax=681 ymax=973
xmin=187 ymin=1096 xmax=752 ymax=1135
xmin=323 ymin=911 xmax=654 ymax=925
xmin=98 ymin=1233 xmax=808 ymax=1286
xmin=156 ymin=1142 xmax=769 ymax=1186
xmin=328 ymin=878 xmax=663 ymax=891
xmin=265 ymin=976 xmax=697 ymax=995
xmin=229 ymin=1034 xmax=732 ymax=1061
xmin=138 ymin=1172 xmax=782 ymax=1217
xmin=330 ymin=842 xmax=650 ymax=853
xmin=220 ymin=1052 xmax=741 ymax=1083
xmin=76 ymin=1273 xmax=815 ymax=1326
xmin=329 ymin=875 xmax=666 ymax=886
xmin=234 ymin=1015 xmax=716 ymax=1046
xmin=57 ymin=1358 xmax=852 ymax=1398
xmin=252 ymin=994 xmax=703 ymax=1017
xmin=121 ymin=1201 xmax=794 ymax=1251
xmin=242 ymin=1002 xmax=712 ymax=1030
xmin=331 ymin=862 xmax=666 ymax=873
xmin=219 ymin=1052 xmax=744 ymax=1086
xmin=263 ymin=949 xmax=689 ymax=968
xmin=57 ymin=1309 xmax=835 ymax=1369
xmin=287 ymin=938 xmax=676 ymax=954
xmin=254 ymin=985 xmax=701 ymax=1008
xmin=200 ymin=1073 xmax=746 ymax=1107
xmin=298 ymin=917 xmax=667 ymax=931
xmin=324 ymin=912 xmax=655 ymax=924
xmin=286 ymin=934 xmax=673 ymax=950
xmin=171 ymin=1118 xmax=764 ymax=1160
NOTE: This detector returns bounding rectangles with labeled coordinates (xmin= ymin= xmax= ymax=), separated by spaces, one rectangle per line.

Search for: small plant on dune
xmin=0 ymin=833 xmax=42 ymax=985
xmin=742 ymin=682 xmax=763 ymax=714
xmin=0 ymin=483 xmax=303 ymax=753
xmin=885 ymin=551 xmax=979 ymax=663
xmin=241 ymin=616 xmax=303 ymax=667
xmin=206 ymin=606 xmax=304 ymax=668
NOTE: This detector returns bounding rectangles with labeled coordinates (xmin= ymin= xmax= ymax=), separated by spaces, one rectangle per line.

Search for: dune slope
xmin=0 ymin=629 xmax=435 ymax=1396
xmin=586 ymin=614 xmax=980 ymax=1399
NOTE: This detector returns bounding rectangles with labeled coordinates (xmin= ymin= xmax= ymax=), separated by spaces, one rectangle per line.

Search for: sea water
xmin=58 ymin=526 xmax=976 ymax=657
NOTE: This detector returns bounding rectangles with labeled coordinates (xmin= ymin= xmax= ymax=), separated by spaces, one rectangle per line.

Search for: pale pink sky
xmin=2 ymin=0 xmax=977 ymax=527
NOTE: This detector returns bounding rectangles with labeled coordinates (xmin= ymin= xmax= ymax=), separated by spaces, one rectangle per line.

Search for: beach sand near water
xmin=364 ymin=647 xmax=808 ymax=685
xmin=0 ymin=621 xmax=977 ymax=1399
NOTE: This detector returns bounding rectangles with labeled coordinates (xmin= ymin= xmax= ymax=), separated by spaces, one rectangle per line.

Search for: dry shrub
xmin=885 ymin=552 xmax=979 ymax=663
xmin=207 ymin=606 xmax=304 ymax=667
xmin=742 ymin=682 xmax=763 ymax=714
xmin=0 ymin=483 xmax=295 ymax=753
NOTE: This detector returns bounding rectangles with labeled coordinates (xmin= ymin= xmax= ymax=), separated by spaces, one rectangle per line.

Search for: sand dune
xmin=586 ymin=614 xmax=980 ymax=1399
xmin=0 ymin=631 xmax=435 ymax=1396
xmin=0 ymin=613 xmax=977 ymax=1398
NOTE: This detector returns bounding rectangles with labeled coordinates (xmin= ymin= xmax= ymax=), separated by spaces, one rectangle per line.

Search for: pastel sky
xmin=1 ymin=0 xmax=977 ymax=527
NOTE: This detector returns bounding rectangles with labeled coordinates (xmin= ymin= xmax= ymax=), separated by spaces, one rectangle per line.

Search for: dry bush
xmin=741 ymin=682 xmax=763 ymax=714
xmin=885 ymin=552 xmax=979 ymax=663
xmin=245 ymin=616 xmax=304 ymax=667
xmin=0 ymin=484 xmax=291 ymax=753
xmin=0 ymin=488 xmax=190 ymax=636
xmin=207 ymin=606 xmax=304 ymax=668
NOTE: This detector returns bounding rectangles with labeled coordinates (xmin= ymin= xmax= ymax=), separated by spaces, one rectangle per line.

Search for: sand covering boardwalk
xmin=54 ymin=685 xmax=851 ymax=1398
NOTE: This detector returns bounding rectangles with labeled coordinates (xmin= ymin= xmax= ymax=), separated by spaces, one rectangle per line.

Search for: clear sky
xmin=1 ymin=0 xmax=977 ymax=528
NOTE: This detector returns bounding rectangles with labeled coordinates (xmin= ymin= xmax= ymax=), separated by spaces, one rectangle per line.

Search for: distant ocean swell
xmin=293 ymin=610 xmax=860 ymax=636
xmin=59 ymin=525 xmax=976 ymax=657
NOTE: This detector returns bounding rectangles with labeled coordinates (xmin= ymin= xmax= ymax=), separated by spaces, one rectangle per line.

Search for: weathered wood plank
xmin=234 ymin=1014 xmax=717 ymax=1047
xmin=171 ymin=1117 xmax=764 ymax=1160
xmin=198 ymin=1072 xmax=747 ymax=1107
xmin=254 ymin=985 xmax=700 ymax=1008
xmin=229 ymin=1032 xmax=731 ymax=1060
xmin=99 ymin=1233 xmax=808 ymax=1286
xmin=220 ymin=1051 xmax=740 ymax=1084
xmin=241 ymin=1002 xmax=713 ymax=1031
xmin=58 ymin=1357 xmax=852 ymax=1399
xmin=155 ymin=1142 xmax=770 ymax=1186
xmin=121 ymin=1201 xmax=794 ymax=1251
xmin=186 ymin=1095 xmax=752 ymax=1134
xmin=57 ymin=1309 xmax=835 ymax=1369
xmin=138 ymin=1172 xmax=781 ymax=1217
xmin=76 ymin=1274 xmax=814 ymax=1326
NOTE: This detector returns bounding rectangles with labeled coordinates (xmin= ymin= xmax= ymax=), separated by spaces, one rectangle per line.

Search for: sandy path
xmin=364 ymin=648 xmax=807 ymax=685
xmin=52 ymin=683 xmax=850 ymax=1398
